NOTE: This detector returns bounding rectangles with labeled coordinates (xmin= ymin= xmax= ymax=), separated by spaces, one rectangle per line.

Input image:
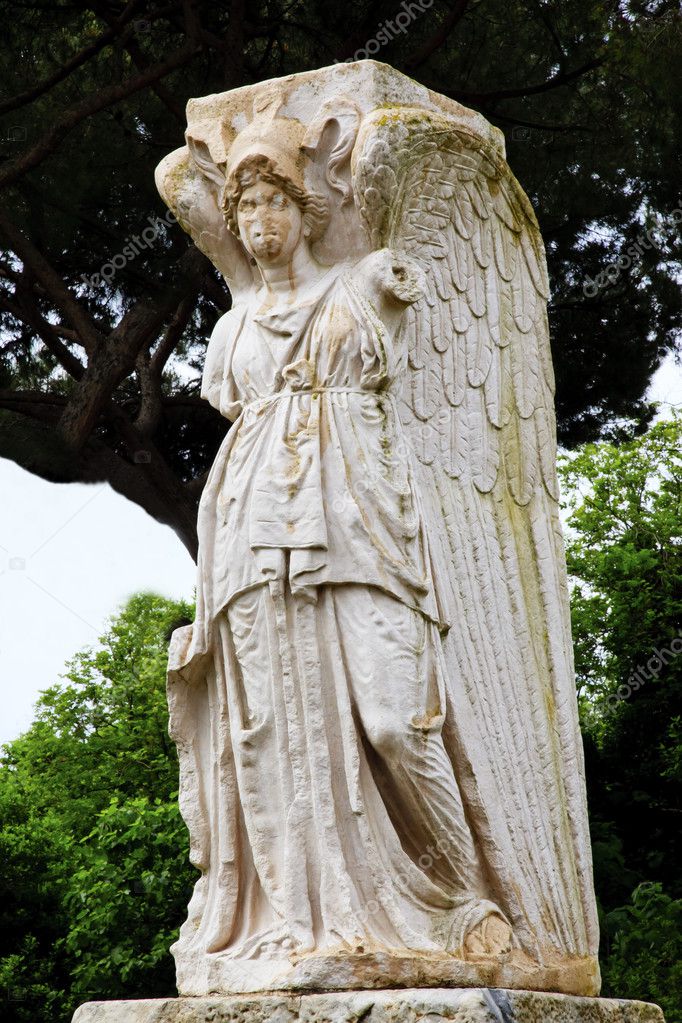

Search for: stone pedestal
xmin=72 ymin=989 xmax=665 ymax=1023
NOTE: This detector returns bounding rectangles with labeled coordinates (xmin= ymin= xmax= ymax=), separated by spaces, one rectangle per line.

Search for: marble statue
xmin=155 ymin=61 xmax=600 ymax=1000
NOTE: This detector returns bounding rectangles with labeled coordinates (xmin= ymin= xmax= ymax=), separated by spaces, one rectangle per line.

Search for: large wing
xmin=353 ymin=109 xmax=600 ymax=978
xmin=354 ymin=108 xmax=556 ymax=499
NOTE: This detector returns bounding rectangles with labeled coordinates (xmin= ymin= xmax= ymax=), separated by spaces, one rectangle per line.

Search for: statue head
xmin=219 ymin=102 xmax=330 ymax=267
xmin=176 ymin=92 xmax=362 ymax=283
xmin=220 ymin=154 xmax=329 ymax=267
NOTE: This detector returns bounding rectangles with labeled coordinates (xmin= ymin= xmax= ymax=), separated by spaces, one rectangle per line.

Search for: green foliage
xmin=559 ymin=414 xmax=682 ymax=727
xmin=558 ymin=414 xmax=682 ymax=891
xmin=4 ymin=593 xmax=191 ymax=820
xmin=65 ymin=797 xmax=193 ymax=1004
xmin=0 ymin=593 xmax=195 ymax=1023
xmin=0 ymin=790 xmax=71 ymax=1021
xmin=602 ymin=883 xmax=682 ymax=1023
xmin=559 ymin=413 xmax=682 ymax=1010
xmin=0 ymin=938 xmax=69 ymax=1023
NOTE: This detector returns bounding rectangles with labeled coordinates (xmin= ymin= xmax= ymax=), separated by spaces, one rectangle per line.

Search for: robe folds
xmin=167 ymin=257 xmax=502 ymax=971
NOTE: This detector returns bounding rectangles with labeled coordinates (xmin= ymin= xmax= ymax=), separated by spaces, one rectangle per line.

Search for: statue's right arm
xmin=200 ymin=306 xmax=245 ymax=420
xmin=216 ymin=232 xmax=257 ymax=302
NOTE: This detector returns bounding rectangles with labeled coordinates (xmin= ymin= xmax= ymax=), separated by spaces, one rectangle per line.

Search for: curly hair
xmin=221 ymin=154 xmax=330 ymax=243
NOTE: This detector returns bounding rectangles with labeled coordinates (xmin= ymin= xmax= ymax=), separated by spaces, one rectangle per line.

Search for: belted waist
xmin=242 ymin=386 xmax=391 ymax=413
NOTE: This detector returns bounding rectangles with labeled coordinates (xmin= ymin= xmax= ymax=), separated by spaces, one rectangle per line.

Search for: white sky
xmin=0 ymin=466 xmax=195 ymax=746
xmin=0 ymin=353 xmax=680 ymax=747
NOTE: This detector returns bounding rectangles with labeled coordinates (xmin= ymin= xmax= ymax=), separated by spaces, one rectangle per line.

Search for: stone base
xmin=72 ymin=989 xmax=665 ymax=1023
xmin=173 ymin=949 xmax=601 ymax=999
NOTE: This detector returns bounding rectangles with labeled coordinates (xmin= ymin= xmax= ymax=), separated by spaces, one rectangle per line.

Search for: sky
xmin=0 ymin=464 xmax=195 ymax=745
xmin=0 ymin=354 xmax=680 ymax=747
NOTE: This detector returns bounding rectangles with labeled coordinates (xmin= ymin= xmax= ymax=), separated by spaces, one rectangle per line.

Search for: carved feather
xmin=486 ymin=263 xmax=501 ymax=344
xmin=468 ymin=385 xmax=500 ymax=493
xmin=434 ymin=260 xmax=452 ymax=305
xmin=536 ymin=305 xmax=556 ymax=395
xmin=466 ymin=313 xmax=494 ymax=389
xmin=512 ymin=258 xmax=536 ymax=334
xmin=520 ymin=223 xmax=550 ymax=300
xmin=493 ymin=176 xmax=522 ymax=233
xmin=471 ymin=214 xmax=492 ymax=270
xmin=503 ymin=412 xmax=537 ymax=505
xmin=405 ymin=304 xmax=424 ymax=370
xmin=451 ymin=226 xmax=470 ymax=293
xmin=411 ymin=364 xmax=430 ymax=422
xmin=511 ymin=315 xmax=540 ymax=419
xmin=493 ymin=221 xmax=518 ymax=282
xmin=536 ymin=403 xmax=560 ymax=501
xmin=465 ymin=178 xmax=491 ymax=220
xmin=453 ymin=186 xmax=475 ymax=240
xmin=484 ymin=342 xmax=513 ymax=429
xmin=452 ymin=288 xmax=470 ymax=335
xmin=443 ymin=331 xmax=466 ymax=407
xmin=440 ymin=405 xmax=467 ymax=479
xmin=467 ymin=249 xmax=486 ymax=318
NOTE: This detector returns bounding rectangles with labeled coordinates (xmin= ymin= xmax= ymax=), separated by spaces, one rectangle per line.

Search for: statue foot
xmin=463 ymin=912 xmax=513 ymax=958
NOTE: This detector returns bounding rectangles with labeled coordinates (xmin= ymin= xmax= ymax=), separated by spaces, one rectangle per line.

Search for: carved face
xmin=236 ymin=179 xmax=304 ymax=267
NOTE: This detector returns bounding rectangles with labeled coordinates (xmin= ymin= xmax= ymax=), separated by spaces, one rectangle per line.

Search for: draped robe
xmin=166 ymin=254 xmax=508 ymax=992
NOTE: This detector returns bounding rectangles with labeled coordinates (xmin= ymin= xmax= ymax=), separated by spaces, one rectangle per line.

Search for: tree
xmin=559 ymin=412 xmax=682 ymax=892
xmin=64 ymin=796 xmax=194 ymax=1006
xmin=558 ymin=413 xmax=682 ymax=1016
xmin=0 ymin=788 xmax=72 ymax=1021
xmin=1 ymin=0 xmax=681 ymax=557
xmin=601 ymin=883 xmax=682 ymax=1023
xmin=0 ymin=593 xmax=194 ymax=1023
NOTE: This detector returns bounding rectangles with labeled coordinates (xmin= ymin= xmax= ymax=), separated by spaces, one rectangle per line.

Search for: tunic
xmin=195 ymin=257 xmax=448 ymax=632
xmin=167 ymin=254 xmax=498 ymax=977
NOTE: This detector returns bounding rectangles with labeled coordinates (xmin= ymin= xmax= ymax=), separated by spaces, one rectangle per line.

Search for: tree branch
xmin=104 ymin=400 xmax=200 ymax=557
xmin=0 ymin=40 xmax=199 ymax=192
xmin=58 ymin=247 xmax=208 ymax=451
xmin=449 ymin=57 xmax=604 ymax=104
xmin=0 ymin=291 xmax=85 ymax=378
xmin=136 ymin=290 xmax=197 ymax=436
xmin=0 ymin=209 xmax=103 ymax=351
xmin=91 ymin=0 xmax=187 ymax=124
xmin=0 ymin=388 xmax=67 ymax=421
xmin=405 ymin=0 xmax=469 ymax=71
xmin=150 ymin=292 xmax=197 ymax=376
xmin=0 ymin=403 xmax=200 ymax=558
xmin=0 ymin=0 xmax=145 ymax=116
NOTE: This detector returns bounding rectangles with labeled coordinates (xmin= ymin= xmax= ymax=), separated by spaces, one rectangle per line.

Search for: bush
xmin=602 ymin=883 xmax=682 ymax=1022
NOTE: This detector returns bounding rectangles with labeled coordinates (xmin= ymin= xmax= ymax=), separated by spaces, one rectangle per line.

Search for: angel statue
xmin=156 ymin=62 xmax=600 ymax=999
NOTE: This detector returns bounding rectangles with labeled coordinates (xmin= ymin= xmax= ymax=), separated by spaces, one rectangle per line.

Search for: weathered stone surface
xmin=72 ymin=990 xmax=665 ymax=1023
xmin=154 ymin=60 xmax=601 ymax=997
